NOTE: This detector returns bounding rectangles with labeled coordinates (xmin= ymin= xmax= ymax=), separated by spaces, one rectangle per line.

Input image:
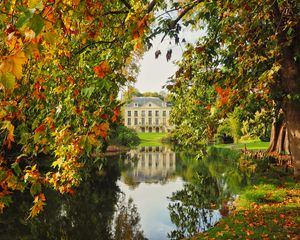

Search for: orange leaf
xmin=92 ymin=122 xmax=109 ymax=138
xmin=93 ymin=62 xmax=111 ymax=78
xmin=112 ymin=107 xmax=120 ymax=123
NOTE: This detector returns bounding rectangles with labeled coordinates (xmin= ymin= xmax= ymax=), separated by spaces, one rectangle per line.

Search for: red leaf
xmin=35 ymin=124 xmax=46 ymax=133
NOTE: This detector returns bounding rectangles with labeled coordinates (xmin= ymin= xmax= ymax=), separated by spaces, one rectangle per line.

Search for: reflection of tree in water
xmin=168 ymin=148 xmax=250 ymax=239
xmin=0 ymin=157 xmax=146 ymax=240
xmin=114 ymin=195 xmax=147 ymax=240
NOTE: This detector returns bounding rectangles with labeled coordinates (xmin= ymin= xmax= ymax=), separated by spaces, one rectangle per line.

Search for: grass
xmin=214 ymin=139 xmax=270 ymax=151
xmin=192 ymin=164 xmax=300 ymax=240
xmin=137 ymin=132 xmax=167 ymax=147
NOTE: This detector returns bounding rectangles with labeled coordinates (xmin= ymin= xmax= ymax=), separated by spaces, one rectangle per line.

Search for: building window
xmin=134 ymin=103 xmax=138 ymax=107
xmin=134 ymin=111 xmax=138 ymax=117
xmin=149 ymin=103 xmax=152 ymax=107
xmin=141 ymin=110 xmax=145 ymax=116
xmin=127 ymin=118 xmax=131 ymax=125
xmin=148 ymin=110 xmax=152 ymax=117
xmin=141 ymin=118 xmax=145 ymax=125
xmin=128 ymin=111 xmax=131 ymax=117
xmin=134 ymin=118 xmax=138 ymax=125
xmin=155 ymin=110 xmax=159 ymax=116
xmin=163 ymin=118 xmax=166 ymax=125
xmin=163 ymin=111 xmax=166 ymax=117
xmin=155 ymin=118 xmax=159 ymax=125
xmin=148 ymin=118 xmax=152 ymax=125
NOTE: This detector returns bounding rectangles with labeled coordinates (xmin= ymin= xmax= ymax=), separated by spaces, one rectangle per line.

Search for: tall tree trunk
xmin=273 ymin=1 xmax=300 ymax=177
xmin=280 ymin=50 xmax=300 ymax=177
xmin=285 ymin=102 xmax=300 ymax=177
xmin=267 ymin=118 xmax=290 ymax=154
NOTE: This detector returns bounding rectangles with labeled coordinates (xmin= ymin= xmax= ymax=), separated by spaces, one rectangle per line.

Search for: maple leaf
xmin=0 ymin=51 xmax=28 ymax=80
xmin=92 ymin=122 xmax=109 ymax=138
xmin=29 ymin=193 xmax=46 ymax=218
xmin=112 ymin=108 xmax=120 ymax=123
xmin=93 ymin=62 xmax=111 ymax=78
xmin=1 ymin=120 xmax=14 ymax=149
xmin=87 ymin=134 xmax=99 ymax=146
xmin=35 ymin=123 xmax=46 ymax=133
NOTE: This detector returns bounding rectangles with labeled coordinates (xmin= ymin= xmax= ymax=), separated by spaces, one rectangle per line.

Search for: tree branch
xmin=147 ymin=0 xmax=156 ymax=13
xmin=74 ymin=39 xmax=118 ymax=55
xmin=161 ymin=0 xmax=203 ymax=42
xmin=103 ymin=10 xmax=129 ymax=16
xmin=119 ymin=0 xmax=131 ymax=10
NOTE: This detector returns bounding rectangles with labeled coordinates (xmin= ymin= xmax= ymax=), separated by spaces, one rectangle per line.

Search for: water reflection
xmin=0 ymin=146 xmax=251 ymax=240
xmin=0 ymin=158 xmax=145 ymax=240
xmin=122 ymin=146 xmax=176 ymax=187
xmin=168 ymin=147 xmax=250 ymax=239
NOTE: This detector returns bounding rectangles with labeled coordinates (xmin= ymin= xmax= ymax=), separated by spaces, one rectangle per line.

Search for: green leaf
xmin=30 ymin=183 xmax=41 ymax=196
xmin=11 ymin=162 xmax=22 ymax=176
xmin=30 ymin=14 xmax=44 ymax=35
xmin=82 ymin=86 xmax=95 ymax=98
xmin=0 ymin=73 xmax=16 ymax=91
xmin=16 ymin=8 xmax=35 ymax=29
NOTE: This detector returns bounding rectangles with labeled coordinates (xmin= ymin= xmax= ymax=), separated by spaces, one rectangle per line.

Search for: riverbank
xmin=214 ymin=139 xmax=269 ymax=151
xmin=193 ymin=161 xmax=300 ymax=239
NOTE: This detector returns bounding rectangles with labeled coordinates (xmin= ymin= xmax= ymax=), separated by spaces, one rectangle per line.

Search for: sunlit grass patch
xmin=241 ymin=184 xmax=287 ymax=206
xmin=137 ymin=133 xmax=167 ymax=146
xmin=214 ymin=140 xmax=269 ymax=150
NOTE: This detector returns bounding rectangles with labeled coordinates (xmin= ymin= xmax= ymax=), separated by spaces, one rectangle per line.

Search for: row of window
xmin=127 ymin=118 xmax=167 ymax=125
xmin=127 ymin=110 xmax=167 ymax=117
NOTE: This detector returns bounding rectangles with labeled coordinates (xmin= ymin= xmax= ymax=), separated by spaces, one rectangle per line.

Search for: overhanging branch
xmin=74 ymin=39 xmax=118 ymax=55
xmin=161 ymin=0 xmax=204 ymax=42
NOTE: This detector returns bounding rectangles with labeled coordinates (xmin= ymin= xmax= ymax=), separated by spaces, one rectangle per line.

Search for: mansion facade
xmin=124 ymin=97 xmax=173 ymax=133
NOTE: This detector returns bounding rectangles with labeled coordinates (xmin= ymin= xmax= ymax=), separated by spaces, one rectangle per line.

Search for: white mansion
xmin=124 ymin=97 xmax=173 ymax=133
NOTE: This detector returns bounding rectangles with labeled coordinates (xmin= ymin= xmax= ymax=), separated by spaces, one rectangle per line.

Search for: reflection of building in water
xmin=124 ymin=146 xmax=176 ymax=184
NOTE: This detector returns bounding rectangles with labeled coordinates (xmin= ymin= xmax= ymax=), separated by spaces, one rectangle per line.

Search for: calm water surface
xmin=0 ymin=145 xmax=250 ymax=240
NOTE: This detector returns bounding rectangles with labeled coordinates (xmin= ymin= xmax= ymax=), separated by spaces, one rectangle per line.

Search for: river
xmin=0 ymin=145 xmax=251 ymax=240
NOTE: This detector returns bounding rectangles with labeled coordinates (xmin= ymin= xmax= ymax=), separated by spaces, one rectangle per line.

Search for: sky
xmin=134 ymin=29 xmax=200 ymax=93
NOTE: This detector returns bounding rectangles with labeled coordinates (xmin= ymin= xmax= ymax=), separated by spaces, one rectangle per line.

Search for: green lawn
xmin=137 ymin=133 xmax=167 ymax=147
xmin=214 ymin=140 xmax=270 ymax=151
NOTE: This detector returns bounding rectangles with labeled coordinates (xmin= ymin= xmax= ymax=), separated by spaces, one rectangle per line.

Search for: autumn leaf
xmin=92 ymin=122 xmax=109 ymax=138
xmin=0 ymin=73 xmax=16 ymax=91
xmin=0 ymin=51 xmax=28 ymax=80
xmin=1 ymin=120 xmax=15 ymax=149
xmin=112 ymin=108 xmax=120 ymax=123
xmin=28 ymin=0 xmax=43 ymax=9
xmin=93 ymin=62 xmax=111 ymax=78
xmin=35 ymin=123 xmax=46 ymax=133
xmin=87 ymin=134 xmax=99 ymax=146
xmin=29 ymin=193 xmax=46 ymax=218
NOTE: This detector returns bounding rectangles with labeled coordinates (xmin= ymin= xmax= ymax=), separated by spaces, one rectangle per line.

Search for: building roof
xmin=125 ymin=97 xmax=171 ymax=107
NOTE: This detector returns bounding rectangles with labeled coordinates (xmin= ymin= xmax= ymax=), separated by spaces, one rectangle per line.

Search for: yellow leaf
xmin=1 ymin=120 xmax=14 ymax=149
xmin=28 ymin=0 xmax=43 ymax=9
xmin=0 ymin=72 xmax=16 ymax=91
xmin=11 ymin=51 xmax=28 ymax=79
xmin=87 ymin=134 xmax=99 ymax=146
xmin=0 ymin=51 xmax=27 ymax=79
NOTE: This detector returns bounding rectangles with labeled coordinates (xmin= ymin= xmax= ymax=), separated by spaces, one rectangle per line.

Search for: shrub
xmin=110 ymin=126 xmax=140 ymax=147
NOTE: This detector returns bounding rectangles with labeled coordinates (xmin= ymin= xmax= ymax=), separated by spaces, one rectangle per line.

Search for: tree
xmin=0 ymin=0 xmax=153 ymax=215
xmin=148 ymin=0 xmax=300 ymax=176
